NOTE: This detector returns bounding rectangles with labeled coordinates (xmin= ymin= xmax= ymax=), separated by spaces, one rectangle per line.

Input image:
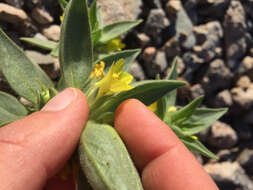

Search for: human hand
xmin=0 ymin=88 xmax=89 ymax=190
xmin=114 ymin=99 xmax=219 ymax=190
xmin=0 ymin=88 xmax=218 ymax=190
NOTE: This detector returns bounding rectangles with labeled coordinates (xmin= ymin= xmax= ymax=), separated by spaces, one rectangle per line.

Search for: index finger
xmin=114 ymin=99 xmax=218 ymax=190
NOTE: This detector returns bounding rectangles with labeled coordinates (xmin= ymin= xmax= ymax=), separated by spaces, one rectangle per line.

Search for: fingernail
xmin=42 ymin=88 xmax=77 ymax=111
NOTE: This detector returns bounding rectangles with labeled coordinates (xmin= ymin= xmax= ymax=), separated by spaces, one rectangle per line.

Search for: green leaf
xmin=79 ymin=121 xmax=144 ymax=190
xmin=89 ymin=0 xmax=99 ymax=31
xmin=166 ymin=57 xmax=178 ymax=80
xmin=59 ymin=0 xmax=93 ymax=89
xmin=94 ymin=20 xmax=142 ymax=44
xmin=0 ymin=29 xmax=54 ymax=105
xmin=90 ymin=80 xmax=186 ymax=119
xmin=97 ymin=49 xmax=141 ymax=72
xmin=155 ymin=97 xmax=167 ymax=120
xmin=179 ymin=107 xmax=228 ymax=136
xmin=166 ymin=57 xmax=178 ymax=107
xmin=20 ymin=37 xmax=57 ymax=51
xmin=50 ymin=44 xmax=59 ymax=57
xmin=170 ymin=96 xmax=204 ymax=124
xmin=0 ymin=91 xmax=28 ymax=127
xmin=181 ymin=137 xmax=218 ymax=159
xmin=59 ymin=0 xmax=68 ymax=9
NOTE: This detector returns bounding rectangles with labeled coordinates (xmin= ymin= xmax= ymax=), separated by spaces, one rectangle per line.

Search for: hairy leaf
xmin=20 ymin=37 xmax=57 ymax=51
xmin=59 ymin=0 xmax=93 ymax=89
xmin=0 ymin=29 xmax=54 ymax=105
xmin=0 ymin=91 xmax=28 ymax=127
xmin=79 ymin=121 xmax=143 ymax=190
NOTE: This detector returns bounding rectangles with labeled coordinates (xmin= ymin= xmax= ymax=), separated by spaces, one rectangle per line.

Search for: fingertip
xmin=114 ymin=99 xmax=179 ymax=170
xmin=114 ymin=99 xmax=143 ymax=128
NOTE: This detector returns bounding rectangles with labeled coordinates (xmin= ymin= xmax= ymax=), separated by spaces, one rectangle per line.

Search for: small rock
xmin=5 ymin=0 xmax=24 ymax=8
xmin=144 ymin=8 xmax=169 ymax=44
xmin=204 ymin=162 xmax=253 ymax=190
xmin=142 ymin=47 xmax=157 ymax=63
xmin=201 ymin=59 xmax=233 ymax=95
xmin=214 ymin=90 xmax=233 ymax=107
xmin=25 ymin=50 xmax=54 ymax=65
xmin=0 ymin=3 xmax=28 ymax=26
xmin=31 ymin=7 xmax=54 ymax=25
xmin=34 ymin=33 xmax=48 ymax=40
xmin=153 ymin=51 xmax=167 ymax=72
xmin=207 ymin=121 xmax=238 ymax=149
xmin=190 ymin=84 xmax=204 ymax=99
xmin=224 ymin=1 xmax=247 ymax=69
xmin=129 ymin=62 xmax=145 ymax=81
xmin=25 ymin=50 xmax=59 ymax=79
xmin=193 ymin=21 xmax=223 ymax=63
xmin=175 ymin=57 xmax=185 ymax=75
xmin=136 ymin=33 xmax=150 ymax=48
xmin=237 ymin=149 xmax=253 ymax=175
xmin=166 ymin=0 xmax=196 ymax=49
xmin=42 ymin=25 xmax=61 ymax=41
xmin=231 ymin=86 xmax=253 ymax=110
xmin=182 ymin=52 xmax=203 ymax=82
xmin=238 ymin=56 xmax=253 ymax=79
xmin=97 ymin=0 xmax=142 ymax=25
xmin=166 ymin=57 xmax=185 ymax=76
xmin=163 ymin=36 xmax=181 ymax=58
xmin=236 ymin=76 xmax=251 ymax=89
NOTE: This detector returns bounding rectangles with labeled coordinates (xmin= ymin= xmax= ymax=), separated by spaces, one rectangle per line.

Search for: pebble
xmin=201 ymin=59 xmax=233 ymax=95
xmin=129 ymin=62 xmax=145 ymax=81
xmin=204 ymin=161 xmax=253 ymax=190
xmin=190 ymin=84 xmax=204 ymax=99
xmin=231 ymin=86 xmax=253 ymax=110
xmin=237 ymin=149 xmax=253 ymax=175
xmin=97 ymin=0 xmax=142 ymax=25
xmin=142 ymin=47 xmax=157 ymax=63
xmin=224 ymin=0 xmax=247 ymax=69
xmin=166 ymin=0 xmax=196 ymax=49
xmin=214 ymin=90 xmax=233 ymax=107
xmin=153 ymin=51 xmax=167 ymax=72
xmin=207 ymin=121 xmax=238 ymax=149
xmin=144 ymin=8 xmax=169 ymax=44
xmin=31 ymin=7 xmax=54 ymax=25
xmin=42 ymin=24 xmax=61 ymax=41
xmin=193 ymin=21 xmax=223 ymax=63
xmin=236 ymin=76 xmax=251 ymax=89
xmin=136 ymin=33 xmax=150 ymax=48
xmin=0 ymin=3 xmax=28 ymax=26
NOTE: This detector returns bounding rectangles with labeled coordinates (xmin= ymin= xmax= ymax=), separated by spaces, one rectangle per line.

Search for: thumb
xmin=0 ymin=88 xmax=89 ymax=190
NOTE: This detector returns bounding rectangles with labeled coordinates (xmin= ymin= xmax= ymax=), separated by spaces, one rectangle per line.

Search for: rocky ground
xmin=0 ymin=0 xmax=253 ymax=189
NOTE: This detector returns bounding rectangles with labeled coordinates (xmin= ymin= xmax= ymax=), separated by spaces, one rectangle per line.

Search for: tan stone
xmin=0 ymin=3 xmax=28 ymax=25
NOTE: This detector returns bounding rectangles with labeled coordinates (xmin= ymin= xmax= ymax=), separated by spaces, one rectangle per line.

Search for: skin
xmin=0 ymin=88 xmax=218 ymax=190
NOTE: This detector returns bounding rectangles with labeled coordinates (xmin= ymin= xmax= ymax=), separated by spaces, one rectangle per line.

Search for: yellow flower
xmin=60 ymin=15 xmax=63 ymax=22
xmin=168 ymin=106 xmax=177 ymax=114
xmin=148 ymin=101 xmax=158 ymax=112
xmin=90 ymin=61 xmax=105 ymax=79
xmin=95 ymin=59 xmax=133 ymax=98
xmin=190 ymin=136 xmax=198 ymax=140
xmin=106 ymin=38 xmax=126 ymax=52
